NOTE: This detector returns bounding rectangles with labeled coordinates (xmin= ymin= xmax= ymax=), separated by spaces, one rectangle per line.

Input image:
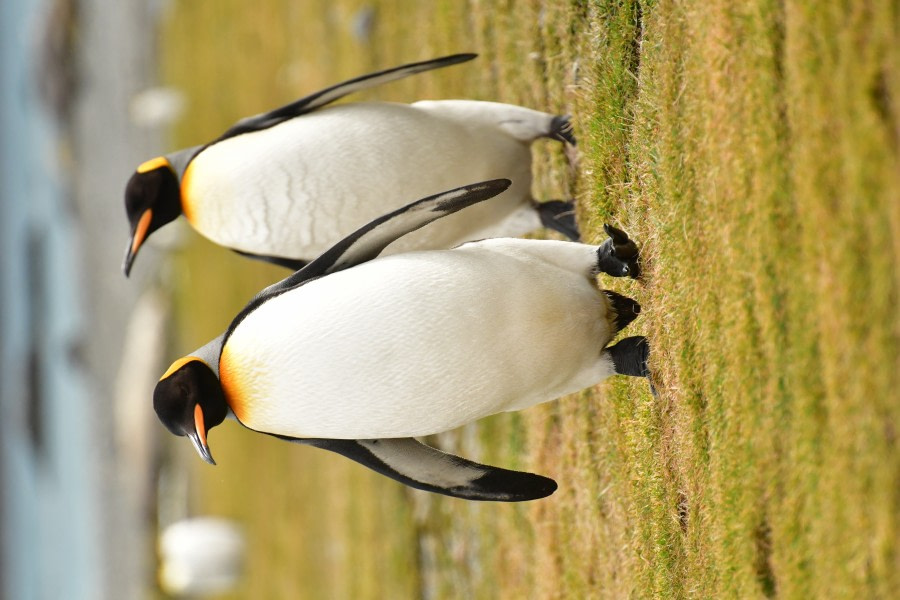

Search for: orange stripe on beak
xmin=192 ymin=403 xmax=215 ymax=464
xmin=131 ymin=209 xmax=153 ymax=256
xmin=194 ymin=403 xmax=208 ymax=448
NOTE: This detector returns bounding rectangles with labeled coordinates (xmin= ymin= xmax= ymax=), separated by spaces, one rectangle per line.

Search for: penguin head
xmin=123 ymin=156 xmax=182 ymax=277
xmin=154 ymin=357 xmax=228 ymax=465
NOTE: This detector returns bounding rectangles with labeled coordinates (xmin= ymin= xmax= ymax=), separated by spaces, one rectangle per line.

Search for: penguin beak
xmin=188 ymin=403 xmax=216 ymax=465
xmin=122 ymin=209 xmax=153 ymax=277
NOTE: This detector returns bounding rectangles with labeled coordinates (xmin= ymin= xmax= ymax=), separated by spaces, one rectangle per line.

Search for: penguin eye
xmin=124 ymin=171 xmax=158 ymax=219
xmin=125 ymin=181 xmax=143 ymax=220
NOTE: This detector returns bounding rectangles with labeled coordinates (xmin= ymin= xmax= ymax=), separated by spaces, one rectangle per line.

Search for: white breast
xmin=220 ymin=239 xmax=615 ymax=439
xmin=181 ymin=102 xmax=538 ymax=259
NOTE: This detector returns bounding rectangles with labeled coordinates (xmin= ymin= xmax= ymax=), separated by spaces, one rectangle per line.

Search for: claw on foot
xmin=537 ymin=200 xmax=581 ymax=241
xmin=607 ymin=335 xmax=650 ymax=377
xmin=596 ymin=224 xmax=641 ymax=279
xmin=602 ymin=224 xmax=639 ymax=260
xmin=549 ymin=115 xmax=576 ymax=145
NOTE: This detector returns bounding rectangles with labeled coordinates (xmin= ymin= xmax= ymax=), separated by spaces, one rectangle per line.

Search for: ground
xmin=159 ymin=1 xmax=899 ymax=598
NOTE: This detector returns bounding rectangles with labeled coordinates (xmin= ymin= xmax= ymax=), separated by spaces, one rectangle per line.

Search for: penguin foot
xmin=537 ymin=200 xmax=581 ymax=241
xmin=606 ymin=335 xmax=650 ymax=378
xmin=602 ymin=290 xmax=641 ymax=334
xmin=548 ymin=114 xmax=576 ymax=145
xmin=596 ymin=224 xmax=640 ymax=278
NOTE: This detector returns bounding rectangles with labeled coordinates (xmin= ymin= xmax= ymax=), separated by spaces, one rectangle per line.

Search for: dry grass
xmin=157 ymin=0 xmax=900 ymax=597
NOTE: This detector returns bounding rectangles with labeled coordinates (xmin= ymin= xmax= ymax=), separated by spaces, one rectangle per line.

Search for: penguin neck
xmin=165 ymin=145 xmax=204 ymax=180
xmin=190 ymin=334 xmax=225 ymax=377
xmin=163 ymin=145 xmax=203 ymax=223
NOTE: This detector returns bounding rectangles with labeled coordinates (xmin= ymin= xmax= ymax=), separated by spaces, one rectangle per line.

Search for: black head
xmin=123 ymin=157 xmax=182 ymax=277
xmin=153 ymin=357 xmax=229 ymax=465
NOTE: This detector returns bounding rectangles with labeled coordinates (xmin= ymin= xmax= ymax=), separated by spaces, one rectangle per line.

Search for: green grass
xmin=156 ymin=0 xmax=900 ymax=597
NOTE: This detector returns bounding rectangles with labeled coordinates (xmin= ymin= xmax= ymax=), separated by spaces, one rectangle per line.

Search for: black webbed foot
xmin=596 ymin=224 xmax=641 ymax=278
xmin=537 ymin=200 xmax=581 ymax=241
xmin=548 ymin=115 xmax=576 ymax=145
xmin=607 ymin=335 xmax=650 ymax=378
xmin=602 ymin=290 xmax=641 ymax=334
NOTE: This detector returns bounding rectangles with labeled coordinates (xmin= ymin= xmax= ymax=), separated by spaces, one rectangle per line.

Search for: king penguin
xmin=152 ymin=180 xmax=649 ymax=502
xmin=122 ymin=54 xmax=579 ymax=276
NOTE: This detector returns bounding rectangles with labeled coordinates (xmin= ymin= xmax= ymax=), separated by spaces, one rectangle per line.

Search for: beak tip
xmin=122 ymin=246 xmax=135 ymax=277
xmin=188 ymin=431 xmax=216 ymax=466
xmin=196 ymin=442 xmax=216 ymax=466
xmin=124 ymin=208 xmax=154 ymax=277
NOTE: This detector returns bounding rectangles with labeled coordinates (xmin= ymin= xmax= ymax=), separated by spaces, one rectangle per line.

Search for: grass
xmin=156 ymin=0 xmax=900 ymax=597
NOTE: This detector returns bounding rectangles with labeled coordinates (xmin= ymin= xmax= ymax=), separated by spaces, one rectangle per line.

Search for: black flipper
xmin=537 ymin=200 xmax=581 ymax=241
xmin=607 ymin=335 xmax=650 ymax=377
xmin=596 ymin=223 xmax=641 ymax=278
xmin=285 ymin=437 xmax=557 ymax=502
xmin=299 ymin=179 xmax=510 ymax=278
xmin=215 ymin=54 xmax=477 ymax=142
xmin=224 ymin=180 xmax=511 ymax=342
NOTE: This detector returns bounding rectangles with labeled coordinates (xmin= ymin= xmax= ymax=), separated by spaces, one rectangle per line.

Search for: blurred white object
xmin=129 ymin=87 xmax=186 ymax=128
xmin=350 ymin=5 xmax=376 ymax=41
xmin=158 ymin=517 xmax=245 ymax=597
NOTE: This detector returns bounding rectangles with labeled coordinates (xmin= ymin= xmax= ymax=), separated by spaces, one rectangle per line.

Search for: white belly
xmin=219 ymin=239 xmax=615 ymax=438
xmin=181 ymin=102 xmax=536 ymax=259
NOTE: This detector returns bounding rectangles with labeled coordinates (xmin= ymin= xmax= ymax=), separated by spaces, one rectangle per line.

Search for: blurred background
xmin=2 ymin=0 xmax=167 ymax=597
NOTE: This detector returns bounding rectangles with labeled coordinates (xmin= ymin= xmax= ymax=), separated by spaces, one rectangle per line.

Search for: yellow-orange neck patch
xmin=179 ymin=161 xmax=197 ymax=223
xmin=137 ymin=156 xmax=171 ymax=173
xmin=218 ymin=346 xmax=255 ymax=424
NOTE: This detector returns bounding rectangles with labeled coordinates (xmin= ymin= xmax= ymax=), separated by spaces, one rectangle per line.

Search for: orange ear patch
xmin=137 ymin=156 xmax=171 ymax=173
xmin=160 ymin=355 xmax=201 ymax=381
